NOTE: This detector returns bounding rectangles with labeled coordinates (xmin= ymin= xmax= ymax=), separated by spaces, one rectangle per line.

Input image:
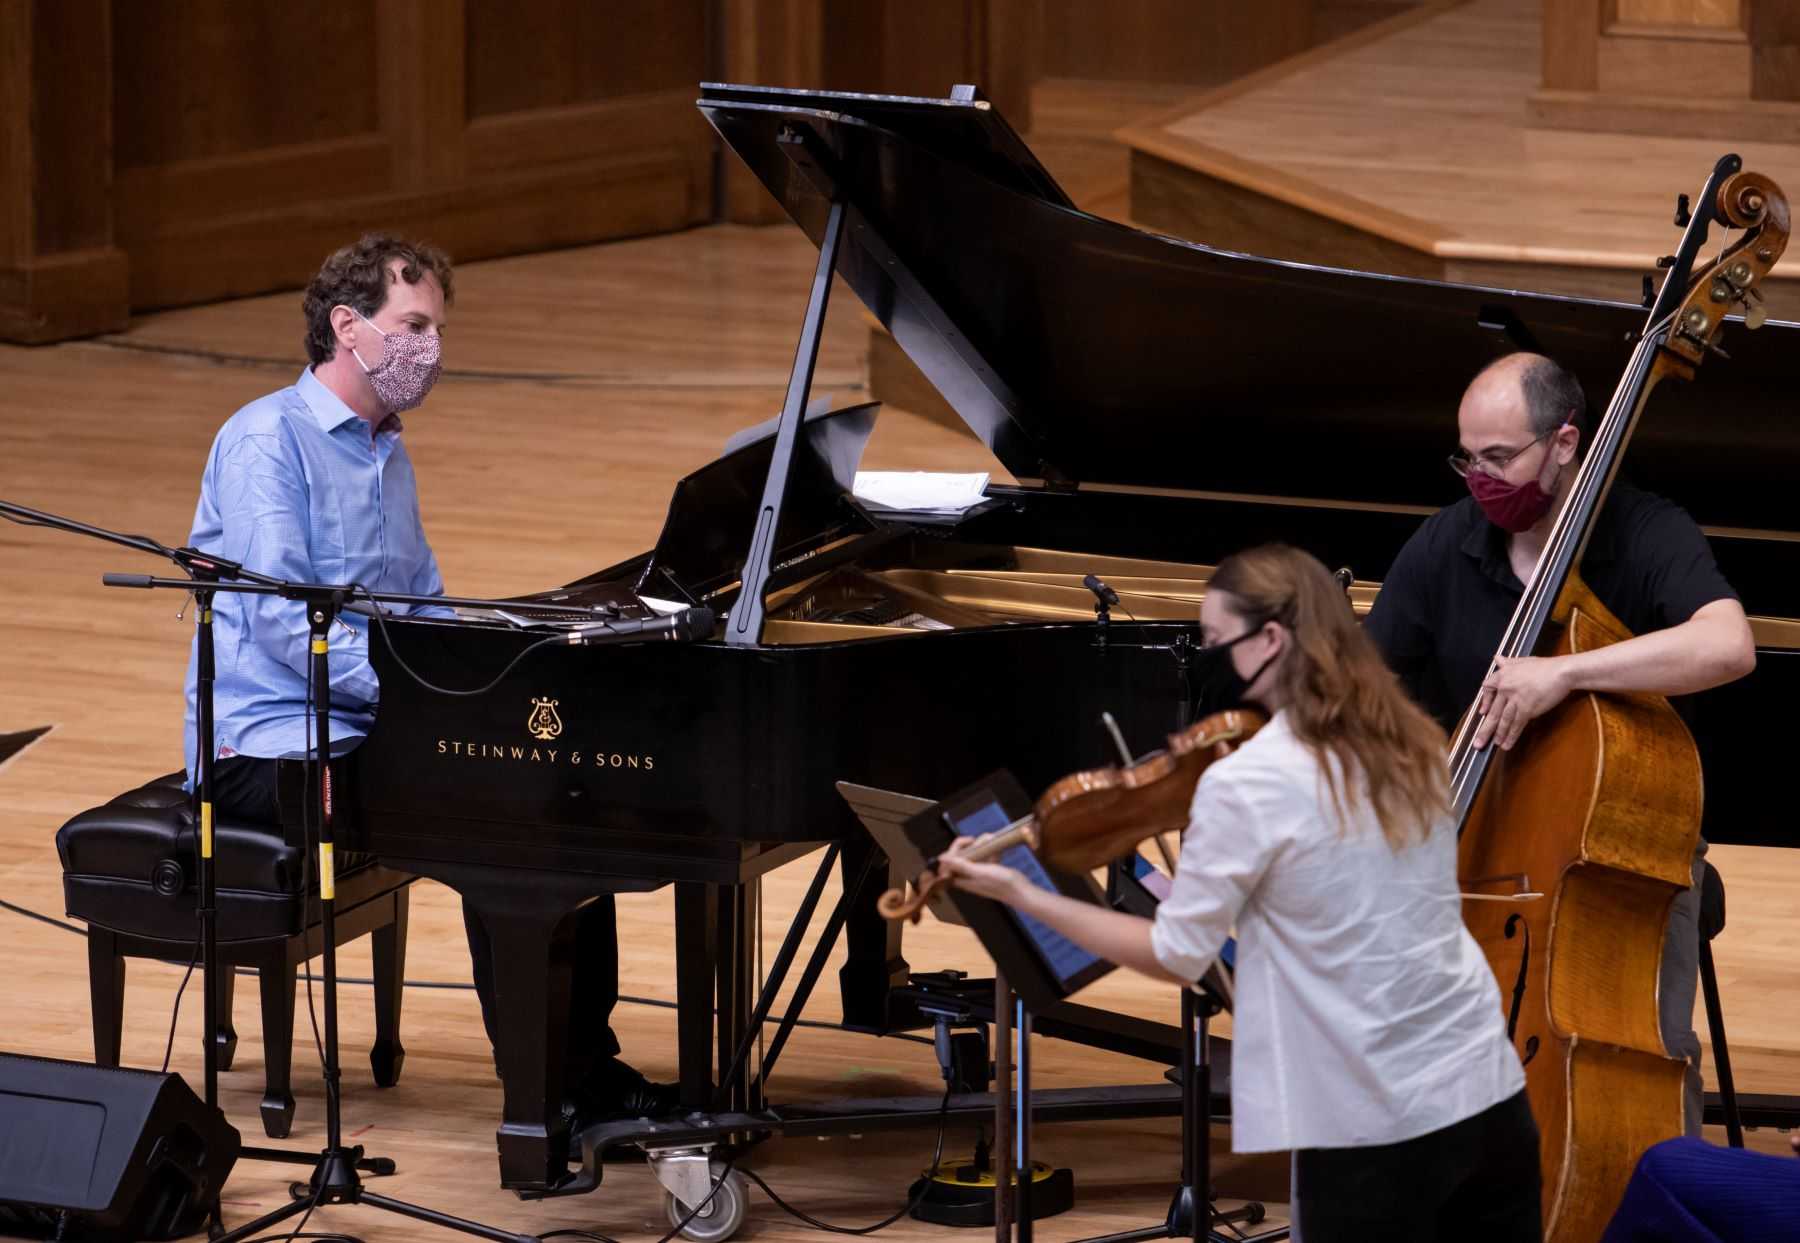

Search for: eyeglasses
xmin=1447 ymin=431 xmax=1552 ymax=480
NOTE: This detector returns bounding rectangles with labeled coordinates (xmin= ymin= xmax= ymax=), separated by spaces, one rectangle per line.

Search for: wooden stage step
xmin=1116 ymin=0 xmax=1800 ymax=319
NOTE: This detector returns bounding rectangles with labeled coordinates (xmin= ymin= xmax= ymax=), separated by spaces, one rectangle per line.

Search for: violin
xmin=878 ymin=709 xmax=1265 ymax=922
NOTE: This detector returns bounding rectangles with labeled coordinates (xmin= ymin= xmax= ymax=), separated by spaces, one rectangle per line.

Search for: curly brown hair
xmin=301 ymin=233 xmax=454 ymax=365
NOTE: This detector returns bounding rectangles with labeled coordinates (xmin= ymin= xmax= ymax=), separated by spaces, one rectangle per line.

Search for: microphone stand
xmin=113 ymin=572 xmax=538 ymax=1243
xmin=1073 ymin=983 xmax=1283 ymax=1243
xmin=2 ymin=499 xmax=541 ymax=1243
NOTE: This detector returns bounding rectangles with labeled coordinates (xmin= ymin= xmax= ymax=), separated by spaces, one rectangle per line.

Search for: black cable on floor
xmin=159 ymin=937 xmax=200 ymax=1074
xmin=541 ymin=1228 xmax=623 ymax=1243
xmin=0 ymin=894 xmax=84 ymax=935
xmin=0 ymin=890 xmax=933 ymax=1045
xmin=734 ymin=1081 xmax=953 ymax=1235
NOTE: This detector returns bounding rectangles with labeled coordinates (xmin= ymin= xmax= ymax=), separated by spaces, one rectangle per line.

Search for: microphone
xmin=1333 ymin=566 xmax=1355 ymax=593
xmin=564 ymin=606 xmax=716 ymax=647
xmin=102 ymin=573 xmax=154 ymax=589
xmin=1083 ymin=574 xmax=1120 ymax=607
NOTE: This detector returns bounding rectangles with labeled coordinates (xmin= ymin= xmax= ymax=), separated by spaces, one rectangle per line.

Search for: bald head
xmin=1454 ymin=351 xmax=1586 ymax=506
xmin=1464 ymin=352 xmax=1588 ymax=443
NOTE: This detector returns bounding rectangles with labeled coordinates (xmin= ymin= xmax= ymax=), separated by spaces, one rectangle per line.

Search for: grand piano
xmin=343 ymin=84 xmax=1800 ymax=1192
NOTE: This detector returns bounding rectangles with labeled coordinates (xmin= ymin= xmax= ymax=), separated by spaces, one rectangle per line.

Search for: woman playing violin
xmin=938 ymin=544 xmax=1538 ymax=1243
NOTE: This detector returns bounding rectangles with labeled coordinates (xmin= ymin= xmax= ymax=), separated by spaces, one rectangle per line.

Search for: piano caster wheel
xmin=661 ymin=1171 xmax=747 ymax=1243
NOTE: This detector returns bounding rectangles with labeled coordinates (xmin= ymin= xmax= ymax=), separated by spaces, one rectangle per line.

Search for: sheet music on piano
xmin=852 ymin=470 xmax=991 ymax=516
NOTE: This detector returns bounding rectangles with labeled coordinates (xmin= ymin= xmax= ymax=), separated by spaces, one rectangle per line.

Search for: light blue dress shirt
xmin=183 ymin=367 xmax=451 ymax=778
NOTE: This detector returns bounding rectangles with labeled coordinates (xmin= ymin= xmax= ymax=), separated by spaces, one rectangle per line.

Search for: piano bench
xmin=54 ymin=772 xmax=416 ymax=1140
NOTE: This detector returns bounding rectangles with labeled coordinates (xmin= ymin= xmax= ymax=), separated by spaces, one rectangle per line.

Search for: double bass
xmin=1454 ymin=157 xmax=1788 ymax=1242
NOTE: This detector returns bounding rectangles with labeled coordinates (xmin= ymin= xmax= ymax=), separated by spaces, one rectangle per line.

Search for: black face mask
xmin=1192 ymin=625 xmax=1280 ymax=716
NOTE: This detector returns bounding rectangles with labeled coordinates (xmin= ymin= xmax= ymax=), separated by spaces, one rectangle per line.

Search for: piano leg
xmin=674 ymin=881 xmax=719 ymax=1111
xmin=432 ymin=866 xmax=593 ymax=1189
xmin=719 ymin=879 xmax=764 ymax=1114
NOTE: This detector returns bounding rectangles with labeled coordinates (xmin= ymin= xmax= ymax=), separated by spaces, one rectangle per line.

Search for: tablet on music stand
xmin=906 ymin=771 xmax=1116 ymax=1012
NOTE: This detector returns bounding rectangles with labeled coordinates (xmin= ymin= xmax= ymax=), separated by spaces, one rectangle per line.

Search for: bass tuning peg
xmin=1742 ymin=288 xmax=1768 ymax=330
xmin=1674 ymin=194 xmax=1691 ymax=227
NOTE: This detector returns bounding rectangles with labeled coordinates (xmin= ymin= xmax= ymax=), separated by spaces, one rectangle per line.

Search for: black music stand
xmin=1072 ymin=981 xmax=1283 ymax=1243
xmin=892 ymin=770 xmax=1286 ymax=1243
xmin=901 ymin=771 xmax=1115 ymax=1240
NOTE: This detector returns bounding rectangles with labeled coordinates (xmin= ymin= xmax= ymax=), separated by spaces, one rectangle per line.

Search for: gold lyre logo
xmin=526 ymin=697 xmax=563 ymax=741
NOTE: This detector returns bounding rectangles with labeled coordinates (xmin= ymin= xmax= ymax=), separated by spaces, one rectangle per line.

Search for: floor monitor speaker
xmin=0 ymin=1053 xmax=239 ymax=1240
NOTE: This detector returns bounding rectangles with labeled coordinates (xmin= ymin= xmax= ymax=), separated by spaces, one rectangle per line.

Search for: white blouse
xmin=1149 ymin=710 xmax=1525 ymax=1153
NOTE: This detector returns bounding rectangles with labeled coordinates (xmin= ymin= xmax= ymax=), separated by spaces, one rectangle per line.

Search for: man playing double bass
xmin=1364 ymin=350 xmax=1757 ymax=1136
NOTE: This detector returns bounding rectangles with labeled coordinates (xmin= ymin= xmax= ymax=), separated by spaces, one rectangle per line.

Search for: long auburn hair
xmin=1209 ymin=544 xmax=1448 ymax=848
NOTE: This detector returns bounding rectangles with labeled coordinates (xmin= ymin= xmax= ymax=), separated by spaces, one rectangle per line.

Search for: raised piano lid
xmin=698 ymin=83 xmax=1800 ymax=539
xmin=571 ymin=400 xmax=883 ymax=604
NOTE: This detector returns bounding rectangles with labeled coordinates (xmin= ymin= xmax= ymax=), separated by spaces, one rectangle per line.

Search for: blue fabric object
xmin=183 ymin=368 xmax=452 ymax=779
xmin=1130 ymin=851 xmax=1237 ymax=971
xmin=1601 ymin=1137 xmax=1800 ymax=1243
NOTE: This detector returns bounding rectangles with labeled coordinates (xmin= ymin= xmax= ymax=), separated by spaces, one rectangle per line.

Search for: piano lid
xmin=622 ymin=401 xmax=881 ymax=603
xmin=699 ymin=85 xmax=1800 ymax=535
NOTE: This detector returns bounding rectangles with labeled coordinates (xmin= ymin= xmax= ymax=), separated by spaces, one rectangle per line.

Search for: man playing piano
xmin=1362 ymin=351 xmax=1757 ymax=1134
xmin=181 ymin=233 xmax=674 ymax=1129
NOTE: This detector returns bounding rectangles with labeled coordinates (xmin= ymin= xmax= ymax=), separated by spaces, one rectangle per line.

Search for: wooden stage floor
xmin=1 ymin=222 xmax=1795 ymax=1242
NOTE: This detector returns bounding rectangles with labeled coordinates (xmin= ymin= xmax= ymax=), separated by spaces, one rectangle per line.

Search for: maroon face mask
xmin=1466 ymin=467 xmax=1557 ymax=533
xmin=1465 ymin=417 xmax=1573 ymax=533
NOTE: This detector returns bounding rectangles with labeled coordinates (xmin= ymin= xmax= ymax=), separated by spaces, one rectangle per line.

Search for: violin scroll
xmin=876 ymin=816 xmax=1038 ymax=924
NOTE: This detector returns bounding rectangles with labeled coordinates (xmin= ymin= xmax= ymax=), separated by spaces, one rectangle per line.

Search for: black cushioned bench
xmin=56 ymin=772 xmax=413 ymax=1138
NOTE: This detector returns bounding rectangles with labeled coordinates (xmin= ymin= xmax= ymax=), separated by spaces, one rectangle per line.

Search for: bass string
xmin=1446 ymin=327 xmax=1669 ymax=794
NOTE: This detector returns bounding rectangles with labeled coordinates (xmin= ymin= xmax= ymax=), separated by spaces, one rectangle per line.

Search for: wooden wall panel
xmin=818 ymin=0 xmax=1036 ymax=126
xmin=112 ymin=1 xmax=379 ymax=169
xmin=1749 ymin=0 xmax=1800 ymax=99
xmin=465 ymin=0 xmax=709 ymax=118
xmin=1542 ymin=0 xmax=1603 ymax=90
xmin=380 ymin=0 xmax=468 ymax=191
xmin=0 ymin=0 xmax=128 ymax=343
xmin=717 ymin=0 xmax=1037 ymax=224
xmin=1596 ymin=26 xmax=1750 ymax=95
xmin=1615 ymin=0 xmax=1741 ymax=25
xmin=1535 ymin=0 xmax=1794 ymax=132
xmin=717 ymin=0 xmax=825 ymax=224
xmin=5 ymin=0 xmax=717 ymax=339
xmin=31 ymin=0 xmax=113 ymax=255
xmin=1040 ymin=0 xmax=1312 ymax=83
xmin=0 ymin=4 xmax=28 ymax=269
xmin=823 ymin=0 xmax=976 ymax=95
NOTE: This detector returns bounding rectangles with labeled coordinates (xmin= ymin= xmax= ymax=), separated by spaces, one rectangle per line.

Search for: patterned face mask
xmin=344 ymin=307 xmax=442 ymax=414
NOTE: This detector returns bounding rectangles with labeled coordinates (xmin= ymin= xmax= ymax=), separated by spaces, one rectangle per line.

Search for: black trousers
xmin=208 ymin=754 xmax=285 ymax=824
xmin=1293 ymin=1089 xmax=1541 ymax=1243
xmin=461 ymin=897 xmax=621 ymax=1090
xmin=208 ymin=756 xmax=622 ymax=1090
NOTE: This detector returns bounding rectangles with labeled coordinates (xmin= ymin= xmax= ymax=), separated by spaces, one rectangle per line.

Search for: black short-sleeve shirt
xmin=1363 ymin=482 xmax=1738 ymax=732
